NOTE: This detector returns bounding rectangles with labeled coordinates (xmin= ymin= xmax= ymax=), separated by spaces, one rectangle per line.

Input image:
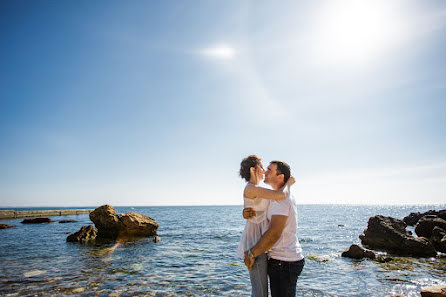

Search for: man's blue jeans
xmin=268 ymin=258 xmax=305 ymax=297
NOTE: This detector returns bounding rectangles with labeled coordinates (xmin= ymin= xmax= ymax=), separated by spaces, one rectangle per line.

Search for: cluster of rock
xmin=359 ymin=215 xmax=437 ymax=257
xmin=342 ymin=209 xmax=446 ymax=259
xmin=67 ymin=205 xmax=159 ymax=244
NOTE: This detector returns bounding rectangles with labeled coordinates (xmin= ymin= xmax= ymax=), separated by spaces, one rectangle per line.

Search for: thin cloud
xmin=294 ymin=161 xmax=446 ymax=204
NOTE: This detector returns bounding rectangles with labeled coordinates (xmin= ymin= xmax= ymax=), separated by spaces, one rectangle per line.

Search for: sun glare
xmin=201 ymin=44 xmax=236 ymax=59
xmin=310 ymin=0 xmax=406 ymax=66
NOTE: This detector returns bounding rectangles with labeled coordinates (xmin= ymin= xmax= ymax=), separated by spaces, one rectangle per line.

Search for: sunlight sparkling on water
xmin=0 ymin=205 xmax=445 ymax=296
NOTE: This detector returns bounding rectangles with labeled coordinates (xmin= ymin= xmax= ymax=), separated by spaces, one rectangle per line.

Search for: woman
xmin=237 ymin=155 xmax=295 ymax=297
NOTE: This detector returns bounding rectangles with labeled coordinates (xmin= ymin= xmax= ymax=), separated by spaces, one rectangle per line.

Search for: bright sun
xmin=201 ymin=44 xmax=236 ymax=59
xmin=310 ymin=0 xmax=405 ymax=66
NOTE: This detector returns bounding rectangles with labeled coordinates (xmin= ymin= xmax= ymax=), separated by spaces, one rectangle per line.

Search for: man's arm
xmin=251 ymin=215 xmax=287 ymax=257
xmin=244 ymin=214 xmax=287 ymax=270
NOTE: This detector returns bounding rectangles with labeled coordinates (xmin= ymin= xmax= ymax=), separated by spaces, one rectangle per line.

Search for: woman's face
xmin=255 ymin=162 xmax=265 ymax=183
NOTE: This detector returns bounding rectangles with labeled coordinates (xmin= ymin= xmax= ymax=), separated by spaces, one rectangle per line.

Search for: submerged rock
xmin=415 ymin=216 xmax=446 ymax=238
xmin=420 ymin=285 xmax=446 ymax=297
xmin=67 ymin=225 xmax=98 ymax=243
xmin=359 ymin=215 xmax=436 ymax=257
xmin=59 ymin=220 xmax=77 ymax=223
xmin=376 ymin=255 xmax=393 ymax=263
xmin=307 ymin=254 xmax=330 ymax=263
xmin=342 ymin=244 xmax=375 ymax=259
xmin=22 ymin=218 xmax=53 ymax=224
xmin=0 ymin=224 xmax=16 ymax=229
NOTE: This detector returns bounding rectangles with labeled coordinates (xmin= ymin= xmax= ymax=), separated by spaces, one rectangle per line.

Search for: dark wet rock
xmin=21 ymin=218 xmax=53 ymax=224
xmin=59 ymin=220 xmax=77 ymax=223
xmin=404 ymin=210 xmax=446 ymax=226
xmin=404 ymin=211 xmax=422 ymax=226
xmin=359 ymin=215 xmax=437 ymax=257
xmin=431 ymin=226 xmax=446 ymax=253
xmin=88 ymin=205 xmax=158 ymax=240
xmin=420 ymin=285 xmax=446 ymax=297
xmin=89 ymin=205 xmax=122 ymax=239
xmin=342 ymin=244 xmax=375 ymax=259
xmin=67 ymin=225 xmax=98 ymax=243
xmin=0 ymin=224 xmax=16 ymax=229
xmin=415 ymin=216 xmax=446 ymax=238
xmin=153 ymin=236 xmax=162 ymax=243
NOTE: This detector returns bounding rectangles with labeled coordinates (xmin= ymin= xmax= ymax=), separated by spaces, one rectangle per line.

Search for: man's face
xmin=264 ymin=163 xmax=280 ymax=186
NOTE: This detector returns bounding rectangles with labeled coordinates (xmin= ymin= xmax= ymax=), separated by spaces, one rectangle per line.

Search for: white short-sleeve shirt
xmin=267 ymin=191 xmax=304 ymax=262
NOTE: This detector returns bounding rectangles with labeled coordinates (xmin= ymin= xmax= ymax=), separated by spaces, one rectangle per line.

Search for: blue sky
xmin=1 ymin=1 xmax=445 ymax=207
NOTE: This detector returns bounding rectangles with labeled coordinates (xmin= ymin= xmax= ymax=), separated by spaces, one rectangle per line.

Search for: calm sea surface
xmin=0 ymin=205 xmax=445 ymax=297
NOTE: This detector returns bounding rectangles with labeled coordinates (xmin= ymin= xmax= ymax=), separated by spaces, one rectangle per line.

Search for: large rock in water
xmin=359 ymin=215 xmax=436 ymax=257
xmin=415 ymin=216 xmax=446 ymax=238
xmin=67 ymin=225 xmax=98 ymax=243
xmin=120 ymin=212 xmax=158 ymax=237
xmin=404 ymin=210 xmax=446 ymax=226
xmin=89 ymin=205 xmax=158 ymax=240
xmin=89 ymin=205 xmax=122 ymax=238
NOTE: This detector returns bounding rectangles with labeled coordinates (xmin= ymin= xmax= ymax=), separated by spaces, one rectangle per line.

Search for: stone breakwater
xmin=0 ymin=209 xmax=93 ymax=220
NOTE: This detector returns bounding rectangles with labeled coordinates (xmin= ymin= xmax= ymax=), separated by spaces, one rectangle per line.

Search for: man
xmin=243 ymin=161 xmax=304 ymax=297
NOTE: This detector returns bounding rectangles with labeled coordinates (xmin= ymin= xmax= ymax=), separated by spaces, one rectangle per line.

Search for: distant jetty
xmin=0 ymin=209 xmax=94 ymax=220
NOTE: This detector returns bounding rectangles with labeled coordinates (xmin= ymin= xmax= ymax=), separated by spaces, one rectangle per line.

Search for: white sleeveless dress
xmin=236 ymin=185 xmax=270 ymax=258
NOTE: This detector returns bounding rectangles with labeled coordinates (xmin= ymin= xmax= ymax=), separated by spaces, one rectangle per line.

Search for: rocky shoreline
xmin=341 ymin=209 xmax=446 ymax=297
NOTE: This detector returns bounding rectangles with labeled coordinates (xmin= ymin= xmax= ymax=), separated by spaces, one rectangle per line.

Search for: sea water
xmin=0 ymin=205 xmax=445 ymax=297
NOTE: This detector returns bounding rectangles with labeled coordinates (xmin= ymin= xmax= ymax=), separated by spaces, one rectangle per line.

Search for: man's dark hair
xmin=239 ymin=155 xmax=261 ymax=182
xmin=270 ymin=160 xmax=291 ymax=183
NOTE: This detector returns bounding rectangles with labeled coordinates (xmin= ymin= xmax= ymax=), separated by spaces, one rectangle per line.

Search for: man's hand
xmin=243 ymin=208 xmax=256 ymax=219
xmin=244 ymin=251 xmax=255 ymax=272
xmin=287 ymin=176 xmax=295 ymax=186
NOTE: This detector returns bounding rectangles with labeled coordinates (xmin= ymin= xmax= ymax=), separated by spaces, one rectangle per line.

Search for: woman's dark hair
xmin=239 ymin=155 xmax=261 ymax=182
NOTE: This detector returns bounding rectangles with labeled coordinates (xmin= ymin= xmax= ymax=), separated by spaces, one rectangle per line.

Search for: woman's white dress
xmin=236 ymin=185 xmax=270 ymax=258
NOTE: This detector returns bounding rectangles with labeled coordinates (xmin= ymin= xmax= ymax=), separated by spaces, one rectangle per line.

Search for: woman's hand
xmin=243 ymin=208 xmax=256 ymax=219
xmin=287 ymin=176 xmax=295 ymax=186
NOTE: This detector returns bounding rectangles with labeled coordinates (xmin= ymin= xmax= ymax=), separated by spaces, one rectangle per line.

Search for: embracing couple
xmin=237 ymin=155 xmax=304 ymax=297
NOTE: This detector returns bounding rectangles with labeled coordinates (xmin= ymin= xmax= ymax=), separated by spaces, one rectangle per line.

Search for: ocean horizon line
xmin=1 ymin=203 xmax=445 ymax=209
